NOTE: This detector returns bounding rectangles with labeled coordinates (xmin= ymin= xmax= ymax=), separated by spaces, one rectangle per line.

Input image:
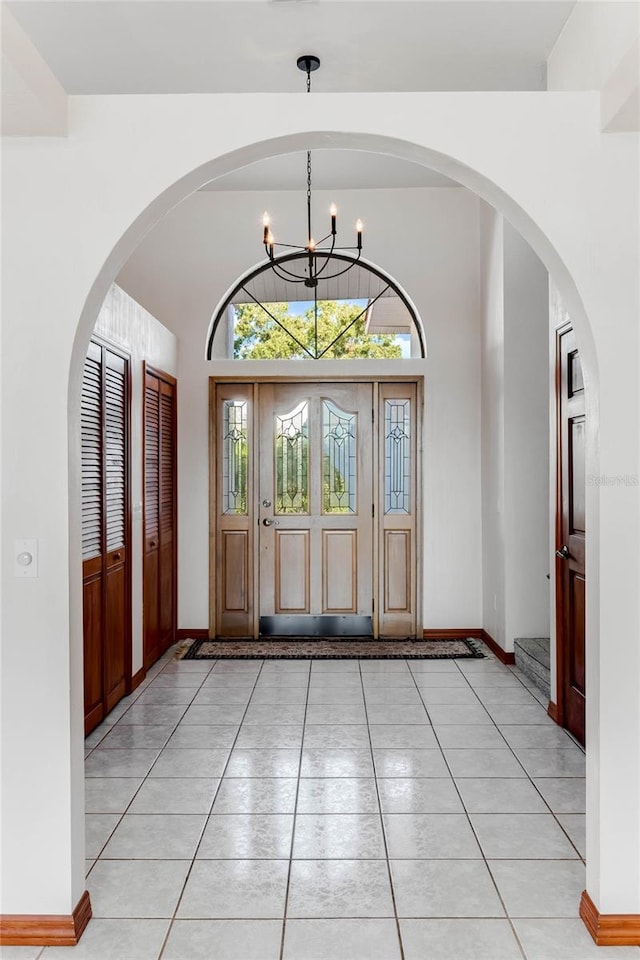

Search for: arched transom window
xmin=207 ymin=253 xmax=425 ymax=360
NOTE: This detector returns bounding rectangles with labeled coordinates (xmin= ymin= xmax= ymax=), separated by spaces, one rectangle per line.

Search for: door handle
xmin=263 ymin=518 xmax=280 ymax=526
xmin=556 ymin=545 xmax=570 ymax=560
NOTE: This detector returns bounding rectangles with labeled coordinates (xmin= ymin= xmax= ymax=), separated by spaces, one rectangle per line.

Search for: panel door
xmin=378 ymin=382 xmax=418 ymax=637
xmin=258 ymin=383 xmax=373 ymax=636
xmin=214 ymin=383 xmax=254 ymax=637
xmin=557 ymin=326 xmax=586 ymax=746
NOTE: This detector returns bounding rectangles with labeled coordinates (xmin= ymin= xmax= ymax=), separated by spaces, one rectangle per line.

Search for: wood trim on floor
xmin=423 ymin=628 xmax=484 ymax=640
xmin=580 ymin=890 xmax=640 ymax=946
xmin=130 ymin=666 xmax=146 ymax=692
xmin=0 ymin=890 xmax=92 ymax=946
xmin=177 ymin=628 xmax=209 ymax=641
xmin=422 ymin=628 xmax=515 ymax=665
xmin=479 ymin=630 xmax=516 ymax=664
xmin=547 ymin=700 xmax=559 ymax=723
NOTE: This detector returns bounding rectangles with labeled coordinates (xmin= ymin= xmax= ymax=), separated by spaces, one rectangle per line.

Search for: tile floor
xmin=4 ymin=647 xmax=640 ymax=960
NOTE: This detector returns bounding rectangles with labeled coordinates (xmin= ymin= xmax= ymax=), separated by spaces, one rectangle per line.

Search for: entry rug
xmin=178 ymin=637 xmax=485 ymax=660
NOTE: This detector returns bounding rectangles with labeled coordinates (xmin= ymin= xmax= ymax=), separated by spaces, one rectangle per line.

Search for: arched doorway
xmin=66 ymin=133 xmax=604 ymax=924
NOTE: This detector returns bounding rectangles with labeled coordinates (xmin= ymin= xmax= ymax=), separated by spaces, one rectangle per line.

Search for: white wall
xmin=479 ymin=203 xmax=506 ymax=646
xmin=503 ymin=221 xmax=550 ymax=645
xmin=480 ymin=208 xmax=550 ymax=653
xmin=1 ymin=90 xmax=639 ymax=919
xmin=119 ymin=186 xmax=483 ymax=631
xmin=548 ymin=0 xmax=639 ymax=91
xmin=93 ymin=284 xmax=178 ymax=673
xmin=547 ymin=1 xmax=640 ymax=131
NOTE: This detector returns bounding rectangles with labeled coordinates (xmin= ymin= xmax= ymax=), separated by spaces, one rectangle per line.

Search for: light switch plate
xmin=15 ymin=538 xmax=38 ymax=578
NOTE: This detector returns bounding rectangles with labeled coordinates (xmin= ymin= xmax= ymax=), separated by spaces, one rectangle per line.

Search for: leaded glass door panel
xmin=378 ymin=381 xmax=418 ymax=637
xmin=214 ymin=382 xmax=255 ymax=637
xmin=258 ymin=383 xmax=374 ymax=636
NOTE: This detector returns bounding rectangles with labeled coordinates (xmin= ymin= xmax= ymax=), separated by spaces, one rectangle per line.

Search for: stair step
xmin=514 ymin=637 xmax=550 ymax=700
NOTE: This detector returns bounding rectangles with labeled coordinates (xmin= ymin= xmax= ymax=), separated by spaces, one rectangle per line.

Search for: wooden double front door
xmin=211 ymin=379 xmax=419 ymax=639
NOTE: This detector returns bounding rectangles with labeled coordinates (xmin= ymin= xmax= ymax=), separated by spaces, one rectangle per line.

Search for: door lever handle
xmin=556 ymin=545 xmax=570 ymax=560
xmin=263 ymin=517 xmax=280 ymax=527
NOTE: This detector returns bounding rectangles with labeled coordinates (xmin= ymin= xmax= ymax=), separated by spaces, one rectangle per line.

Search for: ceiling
xmin=7 ymin=0 xmax=575 ymax=95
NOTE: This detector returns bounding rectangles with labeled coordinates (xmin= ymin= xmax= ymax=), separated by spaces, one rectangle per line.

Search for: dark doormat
xmin=177 ymin=637 xmax=485 ymax=660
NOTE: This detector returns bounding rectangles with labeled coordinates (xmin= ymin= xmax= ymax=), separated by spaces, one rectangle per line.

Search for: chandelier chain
xmin=306 ymin=64 xmax=313 ymax=249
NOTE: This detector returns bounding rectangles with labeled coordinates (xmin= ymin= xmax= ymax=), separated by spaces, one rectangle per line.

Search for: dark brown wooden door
xmin=103 ymin=351 xmax=129 ymax=711
xmin=82 ymin=342 xmax=105 ymax=732
xmin=81 ymin=340 xmax=130 ymax=734
xmin=144 ymin=372 xmax=161 ymax=668
xmin=159 ymin=381 xmax=176 ymax=650
xmin=144 ymin=367 xmax=176 ymax=669
xmin=556 ymin=325 xmax=586 ymax=745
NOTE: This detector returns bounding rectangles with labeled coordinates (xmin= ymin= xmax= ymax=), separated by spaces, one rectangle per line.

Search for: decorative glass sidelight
xmin=222 ymin=400 xmax=248 ymax=514
xmin=275 ymin=401 xmax=309 ymax=514
xmin=384 ymin=399 xmax=411 ymax=514
xmin=322 ymin=399 xmax=357 ymax=514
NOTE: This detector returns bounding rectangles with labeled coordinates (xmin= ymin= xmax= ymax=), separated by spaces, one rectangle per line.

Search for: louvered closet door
xmin=144 ymin=373 xmax=161 ymax=669
xmin=144 ymin=367 xmax=176 ymax=669
xmin=159 ymin=381 xmax=176 ymax=650
xmin=81 ymin=342 xmax=105 ymax=732
xmin=103 ymin=350 xmax=128 ymax=711
xmin=81 ymin=341 xmax=130 ymax=734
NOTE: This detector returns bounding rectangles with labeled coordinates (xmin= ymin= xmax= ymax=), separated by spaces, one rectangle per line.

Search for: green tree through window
xmin=233 ymin=300 xmax=403 ymax=360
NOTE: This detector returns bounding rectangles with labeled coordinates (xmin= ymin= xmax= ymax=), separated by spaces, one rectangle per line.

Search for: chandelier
xmin=261 ymin=55 xmax=364 ymax=289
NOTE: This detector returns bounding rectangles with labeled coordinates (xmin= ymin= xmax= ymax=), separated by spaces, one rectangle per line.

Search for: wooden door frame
xmin=554 ymin=324 xmax=566 ymax=726
xmin=142 ymin=363 xmax=178 ymax=663
xmin=208 ymin=374 xmax=423 ymax=639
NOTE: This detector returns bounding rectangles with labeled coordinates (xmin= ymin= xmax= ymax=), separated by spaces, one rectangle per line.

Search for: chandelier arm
xmin=308 ymin=250 xmax=364 ymax=283
xmin=268 ymin=242 xmax=312 ymax=250
xmin=271 ymin=241 xmax=359 ymax=253
xmin=261 ymin=249 xmax=366 ymax=288
xmin=316 ymin=284 xmax=391 ymax=359
xmin=243 ymin=288 xmax=317 ymax=359
xmin=308 ymin=234 xmax=337 ymax=282
xmin=267 ymin=262 xmax=315 ymax=283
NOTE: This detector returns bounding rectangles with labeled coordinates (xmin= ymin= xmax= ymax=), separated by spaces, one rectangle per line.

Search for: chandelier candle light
xmin=261 ymin=55 xmax=364 ymax=289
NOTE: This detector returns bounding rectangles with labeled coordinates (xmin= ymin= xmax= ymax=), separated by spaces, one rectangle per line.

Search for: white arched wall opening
xmin=2 ymin=94 xmax=638 ymax=933
xmin=65 ymin=133 xmax=633 ymax=924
